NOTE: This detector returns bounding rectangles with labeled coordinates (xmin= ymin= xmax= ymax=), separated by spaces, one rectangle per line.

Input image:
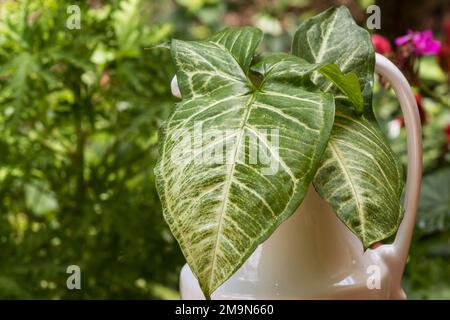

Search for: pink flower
xmin=395 ymin=29 xmax=441 ymax=56
xmin=371 ymin=34 xmax=392 ymax=55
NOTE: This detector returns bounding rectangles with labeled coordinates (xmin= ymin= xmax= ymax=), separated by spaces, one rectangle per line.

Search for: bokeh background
xmin=0 ymin=0 xmax=449 ymax=299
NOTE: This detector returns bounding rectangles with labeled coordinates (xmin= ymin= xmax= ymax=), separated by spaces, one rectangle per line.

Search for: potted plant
xmin=155 ymin=6 xmax=422 ymax=299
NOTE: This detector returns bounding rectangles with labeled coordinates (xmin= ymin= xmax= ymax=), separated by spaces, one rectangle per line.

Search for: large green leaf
xmin=292 ymin=6 xmax=404 ymax=248
xmin=155 ymin=28 xmax=335 ymax=298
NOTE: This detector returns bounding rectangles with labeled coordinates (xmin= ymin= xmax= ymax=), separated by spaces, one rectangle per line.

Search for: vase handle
xmin=374 ymin=53 xmax=422 ymax=276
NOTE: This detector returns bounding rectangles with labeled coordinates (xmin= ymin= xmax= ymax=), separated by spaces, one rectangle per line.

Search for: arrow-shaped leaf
xmin=292 ymin=6 xmax=404 ymax=248
xmin=155 ymin=27 xmax=335 ymax=298
xmin=313 ymin=108 xmax=404 ymax=247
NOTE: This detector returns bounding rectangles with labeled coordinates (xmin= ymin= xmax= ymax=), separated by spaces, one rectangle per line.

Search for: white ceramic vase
xmin=174 ymin=53 xmax=422 ymax=300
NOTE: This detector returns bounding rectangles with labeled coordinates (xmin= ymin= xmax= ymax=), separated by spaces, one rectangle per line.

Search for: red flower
xmin=370 ymin=242 xmax=383 ymax=249
xmin=391 ymin=94 xmax=426 ymax=134
xmin=443 ymin=19 xmax=450 ymax=42
xmin=100 ymin=71 xmax=110 ymax=89
xmin=396 ymin=116 xmax=405 ymax=128
xmin=439 ymin=19 xmax=450 ymax=74
xmin=444 ymin=124 xmax=450 ymax=145
xmin=438 ymin=43 xmax=450 ymax=74
xmin=415 ymin=93 xmax=427 ymax=124
xmin=371 ymin=34 xmax=392 ymax=55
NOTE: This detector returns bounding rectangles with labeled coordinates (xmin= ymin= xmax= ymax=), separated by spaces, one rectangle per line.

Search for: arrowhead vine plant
xmin=155 ymin=6 xmax=404 ymax=299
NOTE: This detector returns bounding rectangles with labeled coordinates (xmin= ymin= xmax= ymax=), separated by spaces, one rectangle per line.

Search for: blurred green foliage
xmin=0 ymin=0 xmax=181 ymax=299
xmin=0 ymin=0 xmax=448 ymax=299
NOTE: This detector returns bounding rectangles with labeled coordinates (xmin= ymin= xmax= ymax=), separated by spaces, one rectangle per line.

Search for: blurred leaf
xmin=25 ymin=181 xmax=59 ymax=216
xmin=419 ymin=56 xmax=446 ymax=83
xmin=418 ymin=168 xmax=450 ymax=234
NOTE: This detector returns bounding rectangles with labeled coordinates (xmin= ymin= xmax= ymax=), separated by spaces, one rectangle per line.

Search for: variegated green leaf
xmin=292 ymin=6 xmax=404 ymax=248
xmin=251 ymin=53 xmax=363 ymax=110
xmin=313 ymin=108 xmax=404 ymax=247
xmin=155 ymin=27 xmax=335 ymax=298
xmin=209 ymin=27 xmax=263 ymax=74
xmin=292 ymin=6 xmax=374 ymax=115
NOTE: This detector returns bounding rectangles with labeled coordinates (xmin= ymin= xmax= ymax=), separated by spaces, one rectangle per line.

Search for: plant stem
xmin=418 ymin=83 xmax=450 ymax=109
xmin=416 ymin=59 xmax=450 ymax=109
xmin=73 ymin=80 xmax=85 ymax=214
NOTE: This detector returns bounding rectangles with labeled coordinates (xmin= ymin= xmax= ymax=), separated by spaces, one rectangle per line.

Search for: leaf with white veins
xmin=293 ymin=6 xmax=374 ymax=115
xmin=252 ymin=53 xmax=364 ymax=111
xmin=313 ymin=107 xmax=404 ymax=247
xmin=292 ymin=6 xmax=404 ymax=248
xmin=155 ymin=27 xmax=335 ymax=298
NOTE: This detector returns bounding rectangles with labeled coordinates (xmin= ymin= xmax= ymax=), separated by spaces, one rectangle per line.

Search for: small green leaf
xmin=318 ymin=64 xmax=363 ymax=113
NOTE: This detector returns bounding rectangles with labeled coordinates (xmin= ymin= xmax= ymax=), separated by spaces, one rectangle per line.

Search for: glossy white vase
xmin=176 ymin=54 xmax=422 ymax=300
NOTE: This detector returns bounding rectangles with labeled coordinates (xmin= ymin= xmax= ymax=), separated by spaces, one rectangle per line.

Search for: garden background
xmin=0 ymin=0 xmax=449 ymax=299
